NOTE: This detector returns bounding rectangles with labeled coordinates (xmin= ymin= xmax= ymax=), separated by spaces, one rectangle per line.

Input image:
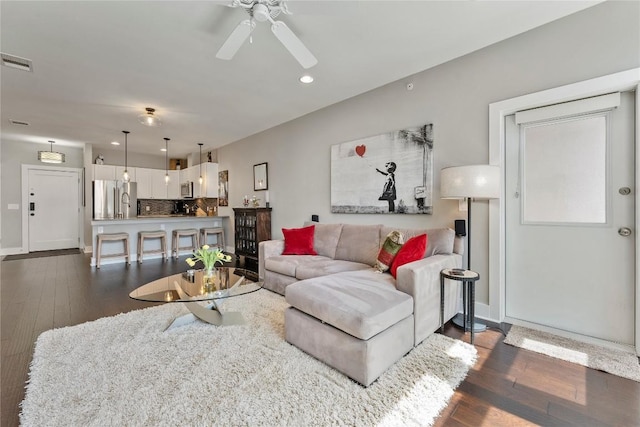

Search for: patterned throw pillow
xmin=375 ymin=231 xmax=404 ymax=272
xmin=390 ymin=234 xmax=428 ymax=278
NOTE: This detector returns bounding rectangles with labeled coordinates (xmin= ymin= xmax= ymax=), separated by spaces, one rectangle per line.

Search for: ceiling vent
xmin=9 ymin=119 xmax=30 ymax=126
xmin=1 ymin=53 xmax=33 ymax=72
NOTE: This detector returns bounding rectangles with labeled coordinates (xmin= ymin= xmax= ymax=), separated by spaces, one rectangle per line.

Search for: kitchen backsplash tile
xmin=138 ymin=198 xmax=218 ymax=216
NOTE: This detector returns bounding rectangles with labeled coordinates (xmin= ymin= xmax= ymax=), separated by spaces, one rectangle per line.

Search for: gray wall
xmin=93 ymin=147 xmax=165 ymax=169
xmin=217 ymin=1 xmax=640 ymax=305
xmin=0 ymin=140 xmax=85 ymax=249
xmin=0 ymin=140 xmax=168 ymax=251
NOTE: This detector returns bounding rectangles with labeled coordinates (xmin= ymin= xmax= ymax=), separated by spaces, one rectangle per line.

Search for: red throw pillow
xmin=389 ymin=234 xmax=427 ymax=278
xmin=282 ymin=225 xmax=318 ymax=255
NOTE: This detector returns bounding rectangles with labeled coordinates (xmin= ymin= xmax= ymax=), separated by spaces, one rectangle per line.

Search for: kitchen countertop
xmin=91 ymin=215 xmax=228 ymax=225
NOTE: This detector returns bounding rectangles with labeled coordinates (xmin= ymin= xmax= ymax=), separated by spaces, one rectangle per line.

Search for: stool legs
xmin=138 ymin=234 xmax=167 ymax=264
xmin=96 ymin=234 xmax=129 ymax=269
xmin=172 ymin=231 xmax=199 ymax=259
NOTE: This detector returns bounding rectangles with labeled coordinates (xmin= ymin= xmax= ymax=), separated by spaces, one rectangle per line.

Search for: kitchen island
xmin=90 ymin=216 xmax=229 ymax=267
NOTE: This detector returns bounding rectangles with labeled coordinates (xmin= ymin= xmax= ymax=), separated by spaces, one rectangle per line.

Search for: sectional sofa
xmin=258 ymin=222 xmax=463 ymax=386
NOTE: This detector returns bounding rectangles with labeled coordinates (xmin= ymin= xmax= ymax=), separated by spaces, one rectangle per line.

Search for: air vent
xmin=9 ymin=119 xmax=30 ymax=126
xmin=1 ymin=53 xmax=33 ymax=72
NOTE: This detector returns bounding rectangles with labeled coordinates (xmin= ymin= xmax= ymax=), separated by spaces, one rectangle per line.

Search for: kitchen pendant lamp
xmin=164 ymin=138 xmax=170 ymax=185
xmin=38 ymin=140 xmax=65 ymax=164
xmin=198 ymin=143 xmax=204 ymax=185
xmin=122 ymin=131 xmax=130 ymax=183
xmin=139 ymin=107 xmax=161 ymax=127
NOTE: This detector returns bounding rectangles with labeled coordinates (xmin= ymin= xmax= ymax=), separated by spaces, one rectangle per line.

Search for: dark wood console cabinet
xmin=233 ymin=207 xmax=272 ymax=269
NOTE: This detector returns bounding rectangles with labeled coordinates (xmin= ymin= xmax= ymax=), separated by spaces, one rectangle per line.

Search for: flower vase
xmin=203 ymin=268 xmax=217 ymax=293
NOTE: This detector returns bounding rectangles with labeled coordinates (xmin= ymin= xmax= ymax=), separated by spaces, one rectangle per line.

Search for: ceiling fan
xmin=216 ymin=0 xmax=318 ymax=69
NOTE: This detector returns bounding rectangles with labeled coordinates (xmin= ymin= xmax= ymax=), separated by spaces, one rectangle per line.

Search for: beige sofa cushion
xmin=265 ymin=255 xmax=371 ymax=280
xmin=334 ymin=224 xmax=382 ymax=265
xmin=304 ymin=222 xmax=343 ymax=259
xmin=380 ymin=226 xmax=455 ymax=257
xmin=285 ymin=269 xmax=413 ymax=340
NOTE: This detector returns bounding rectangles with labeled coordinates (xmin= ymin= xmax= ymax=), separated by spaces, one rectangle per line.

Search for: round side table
xmin=440 ymin=268 xmax=481 ymax=344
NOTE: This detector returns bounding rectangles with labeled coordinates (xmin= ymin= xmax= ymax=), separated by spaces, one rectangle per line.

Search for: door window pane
xmin=522 ymin=115 xmax=607 ymax=224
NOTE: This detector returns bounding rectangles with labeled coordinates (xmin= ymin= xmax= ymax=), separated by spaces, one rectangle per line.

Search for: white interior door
xmin=505 ymin=91 xmax=635 ymax=346
xmin=28 ymin=168 xmax=80 ymax=251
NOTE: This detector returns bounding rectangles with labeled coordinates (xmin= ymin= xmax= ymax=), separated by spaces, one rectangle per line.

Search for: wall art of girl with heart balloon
xmin=330 ymin=124 xmax=433 ymax=214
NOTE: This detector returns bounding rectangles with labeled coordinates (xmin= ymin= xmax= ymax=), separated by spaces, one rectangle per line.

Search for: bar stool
xmin=95 ymin=232 xmax=130 ymax=268
xmin=172 ymin=228 xmax=199 ymax=258
xmin=201 ymin=227 xmax=225 ymax=250
xmin=137 ymin=230 xmax=167 ymax=263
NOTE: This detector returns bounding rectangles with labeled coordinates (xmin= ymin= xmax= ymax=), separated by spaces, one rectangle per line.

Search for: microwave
xmin=181 ymin=182 xmax=193 ymax=198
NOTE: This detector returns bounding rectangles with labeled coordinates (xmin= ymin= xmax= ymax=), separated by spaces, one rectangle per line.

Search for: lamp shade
xmin=440 ymin=165 xmax=500 ymax=200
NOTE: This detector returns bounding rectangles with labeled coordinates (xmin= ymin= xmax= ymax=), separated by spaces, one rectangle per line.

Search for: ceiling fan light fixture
xmin=138 ymin=107 xmax=162 ymax=127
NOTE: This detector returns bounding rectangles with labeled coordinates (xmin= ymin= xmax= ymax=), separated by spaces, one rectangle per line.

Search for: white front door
xmin=505 ymin=91 xmax=635 ymax=346
xmin=28 ymin=168 xmax=80 ymax=251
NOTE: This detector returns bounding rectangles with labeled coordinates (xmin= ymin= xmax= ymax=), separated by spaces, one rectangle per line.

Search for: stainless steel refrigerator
xmin=93 ymin=180 xmax=137 ymax=219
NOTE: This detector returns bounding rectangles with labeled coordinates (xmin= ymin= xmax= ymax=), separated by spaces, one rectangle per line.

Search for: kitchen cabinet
xmin=167 ymin=170 xmax=180 ymax=199
xmin=201 ymin=163 xmax=219 ymax=198
xmin=136 ymin=168 xmax=169 ymax=199
xmin=135 ymin=168 xmax=153 ymax=198
xmin=233 ymin=207 xmax=271 ymax=269
xmin=151 ymin=169 xmax=168 ymax=199
xmin=180 ymin=163 xmax=218 ymax=198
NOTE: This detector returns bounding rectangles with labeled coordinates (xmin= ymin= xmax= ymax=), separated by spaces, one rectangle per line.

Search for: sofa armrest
xmin=395 ymin=253 xmax=462 ymax=346
xmin=258 ymin=240 xmax=285 ymax=279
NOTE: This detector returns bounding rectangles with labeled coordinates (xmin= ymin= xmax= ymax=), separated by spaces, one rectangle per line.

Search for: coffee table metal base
xmin=166 ymin=281 xmax=247 ymax=330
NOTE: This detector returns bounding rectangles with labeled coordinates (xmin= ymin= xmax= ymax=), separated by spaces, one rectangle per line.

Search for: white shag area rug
xmin=21 ymin=290 xmax=477 ymax=426
xmin=504 ymin=325 xmax=640 ymax=382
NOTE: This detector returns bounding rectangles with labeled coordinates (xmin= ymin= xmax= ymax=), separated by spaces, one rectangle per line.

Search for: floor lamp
xmin=440 ymin=164 xmax=500 ymax=332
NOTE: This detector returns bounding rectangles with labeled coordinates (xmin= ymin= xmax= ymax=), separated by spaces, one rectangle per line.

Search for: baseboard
xmin=84 ymin=246 xmax=93 ymax=254
xmin=0 ymin=247 xmax=26 ymax=256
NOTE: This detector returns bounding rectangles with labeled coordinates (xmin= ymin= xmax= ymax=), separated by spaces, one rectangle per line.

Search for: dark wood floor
xmin=2 ymin=254 xmax=639 ymax=427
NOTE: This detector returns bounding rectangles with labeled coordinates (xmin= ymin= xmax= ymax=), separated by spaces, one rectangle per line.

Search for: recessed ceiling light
xmin=299 ymin=74 xmax=314 ymax=84
xmin=160 ymin=148 xmax=167 ymax=152
xmin=111 ymin=141 xmax=120 ymax=145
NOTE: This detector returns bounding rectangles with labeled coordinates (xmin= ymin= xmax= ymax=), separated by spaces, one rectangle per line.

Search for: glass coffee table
xmin=130 ymin=267 xmax=263 ymax=329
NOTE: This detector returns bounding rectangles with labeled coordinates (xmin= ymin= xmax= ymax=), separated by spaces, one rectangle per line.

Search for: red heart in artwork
xmin=355 ymin=145 xmax=366 ymax=157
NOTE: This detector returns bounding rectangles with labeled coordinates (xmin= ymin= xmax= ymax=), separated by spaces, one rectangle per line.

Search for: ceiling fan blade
xmin=216 ymin=19 xmax=256 ymax=60
xmin=270 ymin=21 xmax=317 ymax=69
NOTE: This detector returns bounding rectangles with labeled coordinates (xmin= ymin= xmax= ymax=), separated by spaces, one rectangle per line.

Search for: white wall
xmin=217 ymin=1 xmax=640 ymax=305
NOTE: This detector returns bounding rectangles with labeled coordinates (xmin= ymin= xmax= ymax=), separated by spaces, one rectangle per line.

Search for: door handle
xmin=618 ymin=227 xmax=632 ymax=237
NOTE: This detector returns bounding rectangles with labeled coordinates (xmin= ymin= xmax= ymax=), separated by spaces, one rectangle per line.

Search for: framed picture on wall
xmin=218 ymin=170 xmax=228 ymax=206
xmin=331 ymin=124 xmax=433 ymax=214
xmin=254 ymin=162 xmax=268 ymax=191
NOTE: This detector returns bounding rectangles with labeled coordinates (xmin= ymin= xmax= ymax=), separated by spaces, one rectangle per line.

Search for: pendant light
xmin=122 ymin=130 xmax=130 ymax=182
xmin=198 ymin=143 xmax=204 ymax=185
xmin=138 ymin=107 xmax=162 ymax=127
xmin=164 ymin=138 xmax=170 ymax=185
xmin=38 ymin=140 xmax=65 ymax=164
